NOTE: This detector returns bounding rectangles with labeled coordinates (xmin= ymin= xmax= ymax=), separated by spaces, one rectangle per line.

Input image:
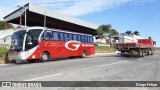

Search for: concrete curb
xmin=0 ymin=63 xmax=8 ymax=66
xmin=94 ymin=52 xmax=117 ymax=55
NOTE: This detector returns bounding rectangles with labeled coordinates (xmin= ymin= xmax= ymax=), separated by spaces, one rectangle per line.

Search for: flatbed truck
xmin=115 ymin=39 xmax=155 ymax=57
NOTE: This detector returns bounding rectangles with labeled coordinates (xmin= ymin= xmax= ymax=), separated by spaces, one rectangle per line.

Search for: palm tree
xmin=133 ymin=31 xmax=140 ymax=35
xmin=125 ymin=31 xmax=132 ymax=35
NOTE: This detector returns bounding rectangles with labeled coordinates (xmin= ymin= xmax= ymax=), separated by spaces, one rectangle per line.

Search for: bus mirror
xmin=4 ymin=38 xmax=6 ymax=42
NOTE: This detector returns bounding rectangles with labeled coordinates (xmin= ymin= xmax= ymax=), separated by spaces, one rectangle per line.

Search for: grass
xmin=0 ymin=47 xmax=8 ymax=54
xmin=155 ymin=47 xmax=160 ymax=51
xmin=0 ymin=47 xmax=8 ymax=64
xmin=95 ymin=46 xmax=116 ymax=53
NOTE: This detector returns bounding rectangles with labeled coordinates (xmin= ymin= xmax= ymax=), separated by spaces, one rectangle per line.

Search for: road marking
xmin=97 ymin=61 xmax=128 ymax=67
xmin=25 ymin=73 xmax=64 ymax=81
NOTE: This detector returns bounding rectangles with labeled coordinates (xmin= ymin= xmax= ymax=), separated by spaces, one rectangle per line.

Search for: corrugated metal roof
xmin=4 ymin=3 xmax=98 ymax=29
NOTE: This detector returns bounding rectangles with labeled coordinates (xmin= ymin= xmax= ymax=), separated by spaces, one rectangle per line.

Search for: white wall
xmin=0 ymin=29 xmax=15 ymax=45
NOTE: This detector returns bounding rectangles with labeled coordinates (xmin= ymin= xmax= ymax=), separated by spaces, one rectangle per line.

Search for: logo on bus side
xmin=65 ymin=41 xmax=81 ymax=51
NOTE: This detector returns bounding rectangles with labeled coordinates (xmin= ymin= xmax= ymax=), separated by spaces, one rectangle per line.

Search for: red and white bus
xmin=8 ymin=27 xmax=95 ymax=63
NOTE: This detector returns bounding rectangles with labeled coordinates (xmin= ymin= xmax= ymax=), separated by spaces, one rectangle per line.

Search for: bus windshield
xmin=25 ymin=29 xmax=42 ymax=51
xmin=9 ymin=31 xmax=26 ymax=52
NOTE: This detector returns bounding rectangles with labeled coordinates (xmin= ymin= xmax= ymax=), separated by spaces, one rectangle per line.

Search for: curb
xmin=0 ymin=63 xmax=8 ymax=66
xmin=94 ymin=52 xmax=117 ymax=56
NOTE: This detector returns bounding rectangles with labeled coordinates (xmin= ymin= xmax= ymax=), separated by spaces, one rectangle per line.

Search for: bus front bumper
xmin=8 ymin=51 xmax=26 ymax=61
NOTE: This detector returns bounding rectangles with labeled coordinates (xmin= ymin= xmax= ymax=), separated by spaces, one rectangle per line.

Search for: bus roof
xmin=16 ymin=26 xmax=93 ymax=36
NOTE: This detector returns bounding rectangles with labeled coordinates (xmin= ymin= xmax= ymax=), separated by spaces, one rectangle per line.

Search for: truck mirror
xmin=153 ymin=41 xmax=156 ymax=45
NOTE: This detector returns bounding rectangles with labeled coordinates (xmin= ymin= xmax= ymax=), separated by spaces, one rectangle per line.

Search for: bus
xmin=8 ymin=27 xmax=95 ymax=63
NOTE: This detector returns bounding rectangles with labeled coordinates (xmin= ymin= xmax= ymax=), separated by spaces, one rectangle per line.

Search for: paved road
xmin=0 ymin=52 xmax=160 ymax=89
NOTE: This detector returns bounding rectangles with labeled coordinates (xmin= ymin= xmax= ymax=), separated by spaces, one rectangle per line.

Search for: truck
xmin=115 ymin=36 xmax=156 ymax=57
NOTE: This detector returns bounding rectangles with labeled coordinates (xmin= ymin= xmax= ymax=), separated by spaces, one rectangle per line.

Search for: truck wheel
xmin=141 ymin=50 xmax=144 ymax=57
xmin=138 ymin=49 xmax=143 ymax=57
xmin=151 ymin=49 xmax=154 ymax=55
xmin=147 ymin=50 xmax=150 ymax=56
xmin=41 ymin=52 xmax=50 ymax=62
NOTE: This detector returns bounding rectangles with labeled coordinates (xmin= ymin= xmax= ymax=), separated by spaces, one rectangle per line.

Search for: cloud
xmin=32 ymin=0 xmax=155 ymax=16
xmin=0 ymin=0 xmax=155 ymax=20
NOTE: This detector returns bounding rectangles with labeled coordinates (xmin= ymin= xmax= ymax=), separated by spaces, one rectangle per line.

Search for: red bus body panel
xmin=27 ymin=41 xmax=95 ymax=60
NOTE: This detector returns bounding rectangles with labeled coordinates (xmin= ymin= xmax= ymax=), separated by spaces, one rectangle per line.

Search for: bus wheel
xmin=41 ymin=52 xmax=50 ymax=62
xmin=81 ymin=51 xmax=86 ymax=58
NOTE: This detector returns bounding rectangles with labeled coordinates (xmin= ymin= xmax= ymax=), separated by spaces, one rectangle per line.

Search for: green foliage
xmin=125 ymin=30 xmax=132 ymax=35
xmin=123 ymin=30 xmax=140 ymax=35
xmin=133 ymin=31 xmax=140 ymax=35
xmin=96 ymin=24 xmax=119 ymax=36
xmin=95 ymin=46 xmax=116 ymax=53
xmin=0 ymin=20 xmax=14 ymax=30
xmin=0 ymin=47 xmax=8 ymax=54
xmin=155 ymin=47 xmax=160 ymax=51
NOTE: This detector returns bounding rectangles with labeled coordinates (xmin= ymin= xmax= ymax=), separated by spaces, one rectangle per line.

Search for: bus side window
xmin=90 ymin=36 xmax=93 ymax=43
xmin=44 ymin=31 xmax=52 ymax=41
xmin=64 ymin=33 xmax=69 ymax=41
xmin=84 ymin=36 xmax=88 ymax=42
xmin=47 ymin=31 xmax=52 ymax=40
xmin=68 ymin=34 xmax=73 ymax=41
xmin=87 ymin=36 xmax=90 ymax=43
xmin=73 ymin=34 xmax=77 ymax=41
xmin=59 ymin=32 xmax=64 ymax=41
xmin=52 ymin=31 xmax=59 ymax=40
xmin=81 ymin=35 xmax=84 ymax=42
xmin=77 ymin=35 xmax=81 ymax=42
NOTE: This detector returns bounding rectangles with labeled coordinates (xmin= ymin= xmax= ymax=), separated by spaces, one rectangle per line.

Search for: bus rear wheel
xmin=41 ymin=52 xmax=50 ymax=62
xmin=81 ymin=51 xmax=86 ymax=58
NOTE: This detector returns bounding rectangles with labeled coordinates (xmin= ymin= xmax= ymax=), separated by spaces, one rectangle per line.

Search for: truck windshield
xmin=9 ymin=31 xmax=26 ymax=52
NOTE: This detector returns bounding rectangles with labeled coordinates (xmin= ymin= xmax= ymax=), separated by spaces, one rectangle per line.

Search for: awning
xmin=4 ymin=3 xmax=98 ymax=35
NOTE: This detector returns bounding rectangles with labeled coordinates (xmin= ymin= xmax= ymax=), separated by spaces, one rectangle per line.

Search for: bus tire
xmin=81 ymin=50 xmax=86 ymax=58
xmin=41 ymin=52 xmax=50 ymax=62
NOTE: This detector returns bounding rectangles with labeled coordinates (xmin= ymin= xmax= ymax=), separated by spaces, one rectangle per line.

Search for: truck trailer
xmin=115 ymin=38 xmax=155 ymax=57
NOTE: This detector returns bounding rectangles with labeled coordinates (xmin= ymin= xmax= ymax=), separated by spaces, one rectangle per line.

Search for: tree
xmin=96 ymin=24 xmax=112 ymax=36
xmin=133 ymin=31 xmax=140 ymax=35
xmin=96 ymin=24 xmax=119 ymax=47
xmin=125 ymin=30 xmax=132 ymax=35
xmin=0 ymin=20 xmax=14 ymax=30
xmin=110 ymin=29 xmax=119 ymax=36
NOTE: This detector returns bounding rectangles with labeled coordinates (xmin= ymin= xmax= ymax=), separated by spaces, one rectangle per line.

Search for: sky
xmin=0 ymin=0 xmax=159 ymax=47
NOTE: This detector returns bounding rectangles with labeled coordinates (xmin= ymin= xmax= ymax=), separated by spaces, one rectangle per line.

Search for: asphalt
xmin=0 ymin=52 xmax=160 ymax=90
